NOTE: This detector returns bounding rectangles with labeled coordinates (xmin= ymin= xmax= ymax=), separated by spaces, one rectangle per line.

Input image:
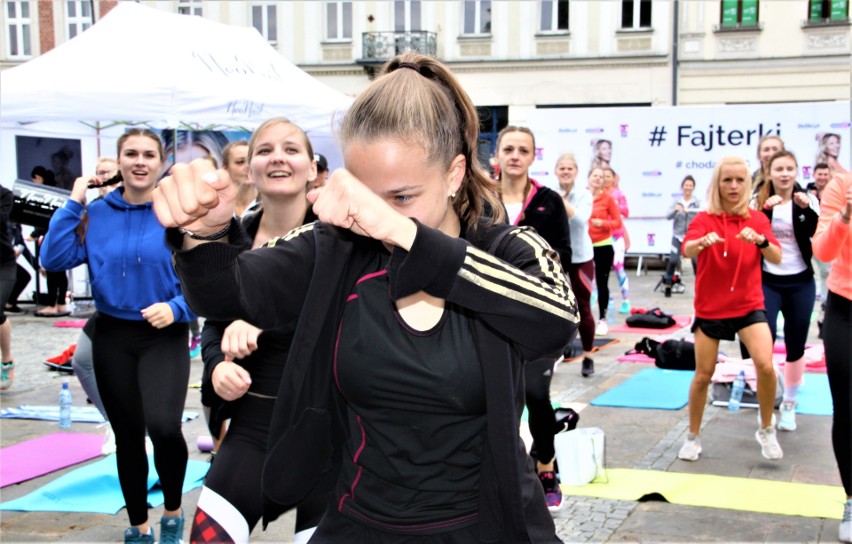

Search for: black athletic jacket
xmin=173 ymin=218 xmax=579 ymax=543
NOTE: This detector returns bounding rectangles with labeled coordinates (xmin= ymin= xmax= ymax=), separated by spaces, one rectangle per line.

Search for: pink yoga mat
xmin=616 ymin=353 xmax=655 ymax=363
xmin=609 ymin=314 xmax=692 ymax=335
xmin=0 ymin=432 xmax=103 ymax=487
xmin=52 ymin=320 xmax=88 ymax=328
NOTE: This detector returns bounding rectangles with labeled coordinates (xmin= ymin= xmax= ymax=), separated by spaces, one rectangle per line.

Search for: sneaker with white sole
xmin=840 ymin=499 xmax=851 ymax=543
xmin=755 ymin=427 xmax=783 ymax=460
xmin=595 ymin=319 xmax=608 ymax=336
xmin=678 ymin=434 xmax=702 ymax=461
xmin=101 ymin=423 xmax=116 ymax=455
xmin=777 ymin=401 xmax=797 ymax=432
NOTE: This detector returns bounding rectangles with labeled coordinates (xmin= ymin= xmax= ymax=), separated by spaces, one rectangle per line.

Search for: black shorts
xmin=691 ymin=310 xmax=768 ymax=341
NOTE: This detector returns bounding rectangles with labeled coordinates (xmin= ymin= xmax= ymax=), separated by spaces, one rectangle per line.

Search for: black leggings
xmin=192 ymin=395 xmax=325 ymax=540
xmin=525 ymin=358 xmax=556 ymax=464
xmin=92 ymin=314 xmax=190 ymax=526
xmin=593 ymin=244 xmax=615 ymax=319
xmin=823 ymin=291 xmax=852 ymax=496
xmin=43 ymin=270 xmax=68 ymax=307
xmin=8 ymin=263 xmax=31 ymax=306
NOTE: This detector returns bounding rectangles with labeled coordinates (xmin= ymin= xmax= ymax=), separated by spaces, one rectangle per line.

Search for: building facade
xmin=2 ymin=0 xmax=849 ymax=153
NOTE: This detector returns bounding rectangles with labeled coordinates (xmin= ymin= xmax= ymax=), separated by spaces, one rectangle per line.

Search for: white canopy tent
xmin=0 ymin=2 xmax=353 ymax=300
xmin=0 ymin=1 xmax=353 ymax=182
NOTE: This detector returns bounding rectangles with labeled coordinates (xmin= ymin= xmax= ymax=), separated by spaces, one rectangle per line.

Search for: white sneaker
xmin=840 ymin=500 xmax=851 ymax=543
xmin=777 ymin=401 xmax=797 ymax=432
xmin=678 ymin=434 xmax=702 ymax=461
xmin=755 ymin=427 xmax=783 ymax=460
xmin=101 ymin=423 xmax=116 ymax=455
xmin=595 ymin=319 xmax=608 ymax=336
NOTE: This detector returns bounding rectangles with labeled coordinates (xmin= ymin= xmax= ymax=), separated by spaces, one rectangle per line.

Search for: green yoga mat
xmin=564 ymin=468 xmax=846 ymax=520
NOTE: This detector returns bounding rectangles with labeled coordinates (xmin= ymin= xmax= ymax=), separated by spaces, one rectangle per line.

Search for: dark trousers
xmin=593 ymin=244 xmax=614 ymax=319
xmin=824 ymin=291 xmax=852 ymax=496
xmin=567 ymin=260 xmax=595 ymax=352
xmin=92 ymin=314 xmax=190 ymax=525
xmin=763 ymin=272 xmax=815 ymax=361
xmin=664 ymin=237 xmax=697 ymax=281
xmin=43 ymin=270 xmax=68 ymax=306
xmin=8 ymin=263 xmax=31 ymax=306
xmin=525 ymin=358 xmax=557 ymax=464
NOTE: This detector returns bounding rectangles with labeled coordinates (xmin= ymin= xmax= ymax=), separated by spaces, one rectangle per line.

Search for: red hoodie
xmin=683 ymin=210 xmax=778 ymax=319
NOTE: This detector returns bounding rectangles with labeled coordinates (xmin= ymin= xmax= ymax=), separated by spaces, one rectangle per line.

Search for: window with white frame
xmin=540 ymin=0 xmax=569 ymax=32
xmin=252 ymin=3 xmax=277 ymax=43
xmin=463 ymin=0 xmax=492 ymax=35
xmin=326 ymin=1 xmax=353 ymax=40
xmin=621 ymin=0 xmax=652 ymax=29
xmin=395 ymin=0 xmax=421 ymax=32
xmin=66 ymin=0 xmax=93 ymax=39
xmin=5 ymin=0 xmax=32 ymax=58
xmin=178 ymin=0 xmax=203 ymax=17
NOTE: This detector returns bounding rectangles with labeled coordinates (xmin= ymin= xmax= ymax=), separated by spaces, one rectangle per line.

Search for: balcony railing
xmin=358 ymin=31 xmax=438 ymax=64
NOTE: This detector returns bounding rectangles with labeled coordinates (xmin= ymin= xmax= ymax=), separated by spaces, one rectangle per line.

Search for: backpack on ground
xmin=655 ymin=339 xmax=696 ymax=370
xmin=625 ymin=308 xmax=676 ymax=329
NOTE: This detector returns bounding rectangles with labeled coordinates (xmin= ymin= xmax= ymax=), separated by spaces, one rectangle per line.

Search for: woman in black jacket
xmin=154 ymin=52 xmax=578 ymax=543
xmin=752 ymin=150 xmax=819 ymax=433
xmin=496 ymin=125 xmax=572 ymax=512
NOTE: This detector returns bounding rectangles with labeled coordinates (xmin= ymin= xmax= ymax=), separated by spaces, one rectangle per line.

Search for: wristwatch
xmin=756 ymin=236 xmax=770 ymax=249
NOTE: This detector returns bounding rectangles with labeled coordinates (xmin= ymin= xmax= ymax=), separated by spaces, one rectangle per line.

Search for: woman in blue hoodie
xmin=41 ymin=129 xmax=195 ymax=544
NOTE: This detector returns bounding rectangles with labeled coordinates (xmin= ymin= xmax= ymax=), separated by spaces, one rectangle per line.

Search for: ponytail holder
xmin=395 ymin=62 xmax=433 ymax=79
xmin=397 ymin=62 xmax=420 ymax=73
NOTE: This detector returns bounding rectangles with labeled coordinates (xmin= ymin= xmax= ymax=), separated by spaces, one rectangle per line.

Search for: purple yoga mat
xmin=1 ymin=432 xmax=103 ymax=488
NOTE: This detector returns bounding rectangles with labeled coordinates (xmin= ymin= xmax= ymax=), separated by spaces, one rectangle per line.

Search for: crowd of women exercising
xmin=20 ymin=52 xmax=849 ymax=544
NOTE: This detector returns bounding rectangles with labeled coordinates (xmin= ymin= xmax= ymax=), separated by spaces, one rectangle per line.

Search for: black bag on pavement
xmin=655 ymin=339 xmax=696 ymax=370
xmin=625 ymin=308 xmax=676 ymax=329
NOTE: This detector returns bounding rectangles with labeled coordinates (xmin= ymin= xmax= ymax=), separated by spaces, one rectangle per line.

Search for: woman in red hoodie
xmin=678 ymin=156 xmax=782 ymax=463
xmin=587 ymin=167 xmax=622 ymax=335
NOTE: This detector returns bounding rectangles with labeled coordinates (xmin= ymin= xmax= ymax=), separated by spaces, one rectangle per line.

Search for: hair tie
xmin=397 ymin=62 xmax=420 ymax=73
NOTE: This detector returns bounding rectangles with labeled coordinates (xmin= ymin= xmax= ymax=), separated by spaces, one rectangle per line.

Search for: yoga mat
xmin=590 ymin=368 xmax=694 ymax=410
xmin=564 ymin=468 xmax=845 ymax=520
xmin=793 ymin=374 xmax=833 ymax=416
xmin=563 ymin=337 xmax=620 ymax=361
xmin=0 ymin=454 xmax=209 ymax=514
xmin=52 ymin=319 xmax=88 ymax=328
xmin=608 ymin=314 xmax=692 ymax=335
xmin=616 ymin=352 xmax=655 ymax=363
xmin=0 ymin=432 xmax=103 ymax=488
xmin=0 ymin=406 xmax=199 ymax=424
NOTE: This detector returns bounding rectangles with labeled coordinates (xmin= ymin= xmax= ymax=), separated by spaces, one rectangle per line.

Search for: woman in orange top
xmin=811 ymin=170 xmax=852 ymax=543
xmin=587 ymin=166 xmax=622 ymax=335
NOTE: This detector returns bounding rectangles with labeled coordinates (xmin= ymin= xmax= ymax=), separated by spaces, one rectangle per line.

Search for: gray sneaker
xmin=755 ymin=427 xmax=783 ymax=460
xmin=678 ymin=434 xmax=702 ymax=461
xmin=124 ymin=527 xmax=154 ymax=544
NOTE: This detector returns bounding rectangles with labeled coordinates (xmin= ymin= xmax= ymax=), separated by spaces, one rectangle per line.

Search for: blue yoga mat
xmin=591 ymin=368 xmax=694 ymax=410
xmin=0 ymin=454 xmax=208 ymax=514
xmin=0 ymin=406 xmax=199 ymax=424
xmin=796 ymin=374 xmax=832 ymax=416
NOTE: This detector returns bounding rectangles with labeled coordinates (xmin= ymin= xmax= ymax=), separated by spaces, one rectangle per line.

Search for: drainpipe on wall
xmin=672 ymin=0 xmax=679 ymax=106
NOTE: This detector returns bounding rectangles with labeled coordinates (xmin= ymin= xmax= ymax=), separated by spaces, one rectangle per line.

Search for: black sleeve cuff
xmin=386 ymin=220 xmax=467 ymax=300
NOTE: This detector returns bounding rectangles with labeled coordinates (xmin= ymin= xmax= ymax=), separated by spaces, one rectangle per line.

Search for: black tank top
xmin=334 ymin=252 xmax=486 ymax=534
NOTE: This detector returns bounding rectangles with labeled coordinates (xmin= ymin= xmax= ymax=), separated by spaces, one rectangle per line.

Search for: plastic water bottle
xmin=607 ymin=296 xmax=616 ymax=324
xmin=59 ymin=381 xmax=72 ymax=429
xmin=728 ymin=370 xmax=746 ymax=412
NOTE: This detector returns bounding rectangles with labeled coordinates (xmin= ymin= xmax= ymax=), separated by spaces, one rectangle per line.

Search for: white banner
xmin=528 ymin=101 xmax=851 ymax=254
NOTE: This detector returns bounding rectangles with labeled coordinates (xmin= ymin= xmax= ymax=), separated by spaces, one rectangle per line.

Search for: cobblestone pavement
xmin=0 ymin=262 xmax=843 ymax=543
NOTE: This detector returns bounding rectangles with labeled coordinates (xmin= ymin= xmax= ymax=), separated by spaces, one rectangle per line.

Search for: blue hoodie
xmin=40 ymin=189 xmax=195 ymax=323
